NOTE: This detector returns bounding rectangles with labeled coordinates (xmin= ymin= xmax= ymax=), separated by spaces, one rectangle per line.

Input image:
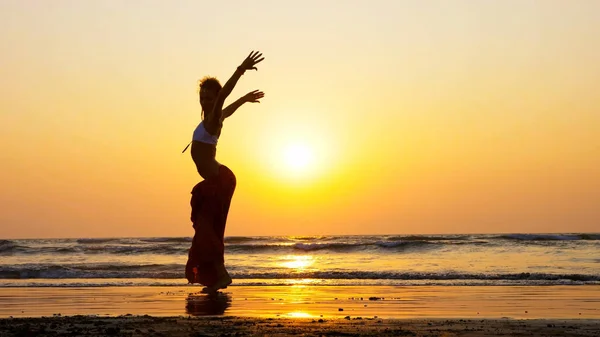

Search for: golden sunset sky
xmin=1 ymin=0 xmax=599 ymax=238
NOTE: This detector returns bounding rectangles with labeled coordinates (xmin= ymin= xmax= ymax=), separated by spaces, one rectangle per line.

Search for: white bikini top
xmin=192 ymin=121 xmax=219 ymax=145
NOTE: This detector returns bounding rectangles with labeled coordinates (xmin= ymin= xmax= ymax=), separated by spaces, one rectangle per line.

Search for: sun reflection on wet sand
xmin=285 ymin=311 xmax=314 ymax=318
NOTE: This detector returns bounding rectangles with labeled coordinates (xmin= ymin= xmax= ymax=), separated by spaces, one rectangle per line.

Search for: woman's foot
xmin=200 ymin=275 xmax=230 ymax=294
xmin=215 ymin=273 xmax=232 ymax=289
xmin=214 ymin=263 xmax=232 ymax=289
xmin=200 ymin=266 xmax=232 ymax=294
xmin=200 ymin=286 xmax=217 ymax=294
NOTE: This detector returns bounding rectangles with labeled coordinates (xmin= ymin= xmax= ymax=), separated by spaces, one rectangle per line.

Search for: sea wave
xmin=76 ymin=238 xmax=118 ymax=244
xmin=3 ymin=237 xmax=583 ymax=256
xmin=385 ymin=235 xmax=469 ymax=241
xmin=3 ymin=233 xmax=597 ymax=256
xmin=227 ymin=241 xmax=440 ymax=253
xmin=237 ymin=271 xmax=600 ymax=282
xmin=138 ymin=237 xmax=192 ymax=243
xmin=0 ymin=264 xmax=183 ymax=279
xmin=0 ymin=240 xmax=28 ymax=254
xmin=1 ymin=264 xmax=597 ymax=284
xmin=223 ymin=236 xmax=261 ymax=244
xmin=0 ymin=244 xmax=188 ymax=256
xmin=83 ymin=245 xmax=187 ymax=255
xmin=495 ymin=234 xmax=600 ymax=241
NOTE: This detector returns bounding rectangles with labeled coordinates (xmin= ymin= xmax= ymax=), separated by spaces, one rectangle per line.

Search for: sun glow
xmin=280 ymin=255 xmax=314 ymax=270
xmin=283 ymin=144 xmax=313 ymax=172
xmin=286 ymin=311 xmax=314 ymax=318
xmin=244 ymin=112 xmax=353 ymax=209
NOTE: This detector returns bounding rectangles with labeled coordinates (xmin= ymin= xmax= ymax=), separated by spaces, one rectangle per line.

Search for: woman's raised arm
xmin=211 ymin=51 xmax=264 ymax=120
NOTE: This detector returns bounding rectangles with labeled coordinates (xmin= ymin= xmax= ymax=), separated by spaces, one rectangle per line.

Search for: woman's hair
xmin=198 ymin=76 xmax=222 ymax=120
xmin=198 ymin=76 xmax=222 ymax=93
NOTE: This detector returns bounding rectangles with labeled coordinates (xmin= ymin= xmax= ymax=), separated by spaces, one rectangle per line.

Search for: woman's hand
xmin=239 ymin=51 xmax=264 ymax=71
xmin=243 ymin=90 xmax=265 ymax=103
xmin=215 ymin=51 xmax=264 ymax=116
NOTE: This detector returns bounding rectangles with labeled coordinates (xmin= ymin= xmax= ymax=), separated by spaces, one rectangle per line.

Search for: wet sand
xmin=0 ymin=285 xmax=599 ymax=336
xmin=2 ymin=315 xmax=600 ymax=336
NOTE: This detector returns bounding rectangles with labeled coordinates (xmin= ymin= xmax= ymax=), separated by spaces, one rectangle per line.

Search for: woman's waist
xmin=191 ymin=141 xmax=216 ymax=153
xmin=193 ymin=159 xmax=221 ymax=178
xmin=191 ymin=142 xmax=217 ymax=161
xmin=194 ymin=159 xmax=220 ymax=168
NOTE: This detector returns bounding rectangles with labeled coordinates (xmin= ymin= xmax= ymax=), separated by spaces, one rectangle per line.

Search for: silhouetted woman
xmin=184 ymin=51 xmax=264 ymax=293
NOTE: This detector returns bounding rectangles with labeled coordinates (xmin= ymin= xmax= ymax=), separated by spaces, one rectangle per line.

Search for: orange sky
xmin=1 ymin=0 xmax=599 ymax=238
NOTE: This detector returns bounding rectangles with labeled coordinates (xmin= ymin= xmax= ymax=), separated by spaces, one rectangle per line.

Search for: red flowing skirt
xmin=185 ymin=165 xmax=236 ymax=286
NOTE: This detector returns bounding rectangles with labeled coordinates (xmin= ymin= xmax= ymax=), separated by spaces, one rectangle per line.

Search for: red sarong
xmin=185 ymin=165 xmax=236 ymax=286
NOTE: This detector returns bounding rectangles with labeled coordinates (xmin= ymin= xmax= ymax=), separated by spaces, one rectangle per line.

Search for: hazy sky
xmin=1 ymin=0 xmax=599 ymax=238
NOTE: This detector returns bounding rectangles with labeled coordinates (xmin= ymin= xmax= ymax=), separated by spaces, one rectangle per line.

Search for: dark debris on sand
xmin=1 ymin=316 xmax=599 ymax=337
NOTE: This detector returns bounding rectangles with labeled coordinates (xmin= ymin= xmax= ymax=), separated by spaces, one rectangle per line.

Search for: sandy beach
xmin=2 ymin=315 xmax=600 ymax=336
xmin=0 ymin=285 xmax=599 ymax=336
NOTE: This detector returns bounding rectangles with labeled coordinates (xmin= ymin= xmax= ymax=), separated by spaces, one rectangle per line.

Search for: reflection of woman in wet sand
xmin=186 ymin=292 xmax=231 ymax=316
xmin=185 ymin=51 xmax=264 ymax=293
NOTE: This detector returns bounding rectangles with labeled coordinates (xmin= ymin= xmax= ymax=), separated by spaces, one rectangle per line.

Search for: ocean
xmin=1 ymin=234 xmax=599 ymax=288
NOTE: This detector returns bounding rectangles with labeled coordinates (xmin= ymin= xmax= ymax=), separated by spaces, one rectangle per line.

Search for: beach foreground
xmin=1 ymin=316 xmax=599 ymax=337
xmin=1 ymin=285 xmax=599 ymax=336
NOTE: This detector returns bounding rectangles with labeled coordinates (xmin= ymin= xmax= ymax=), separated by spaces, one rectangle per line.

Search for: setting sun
xmin=283 ymin=144 xmax=313 ymax=172
xmin=249 ymin=112 xmax=344 ymax=188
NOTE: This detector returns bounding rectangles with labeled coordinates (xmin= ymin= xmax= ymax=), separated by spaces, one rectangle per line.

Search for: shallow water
xmin=1 ymin=234 xmax=599 ymax=287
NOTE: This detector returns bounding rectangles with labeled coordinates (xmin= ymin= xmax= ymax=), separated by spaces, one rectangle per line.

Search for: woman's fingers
xmin=240 ymin=51 xmax=265 ymax=71
xmin=245 ymin=51 xmax=262 ymax=62
xmin=247 ymin=90 xmax=264 ymax=102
